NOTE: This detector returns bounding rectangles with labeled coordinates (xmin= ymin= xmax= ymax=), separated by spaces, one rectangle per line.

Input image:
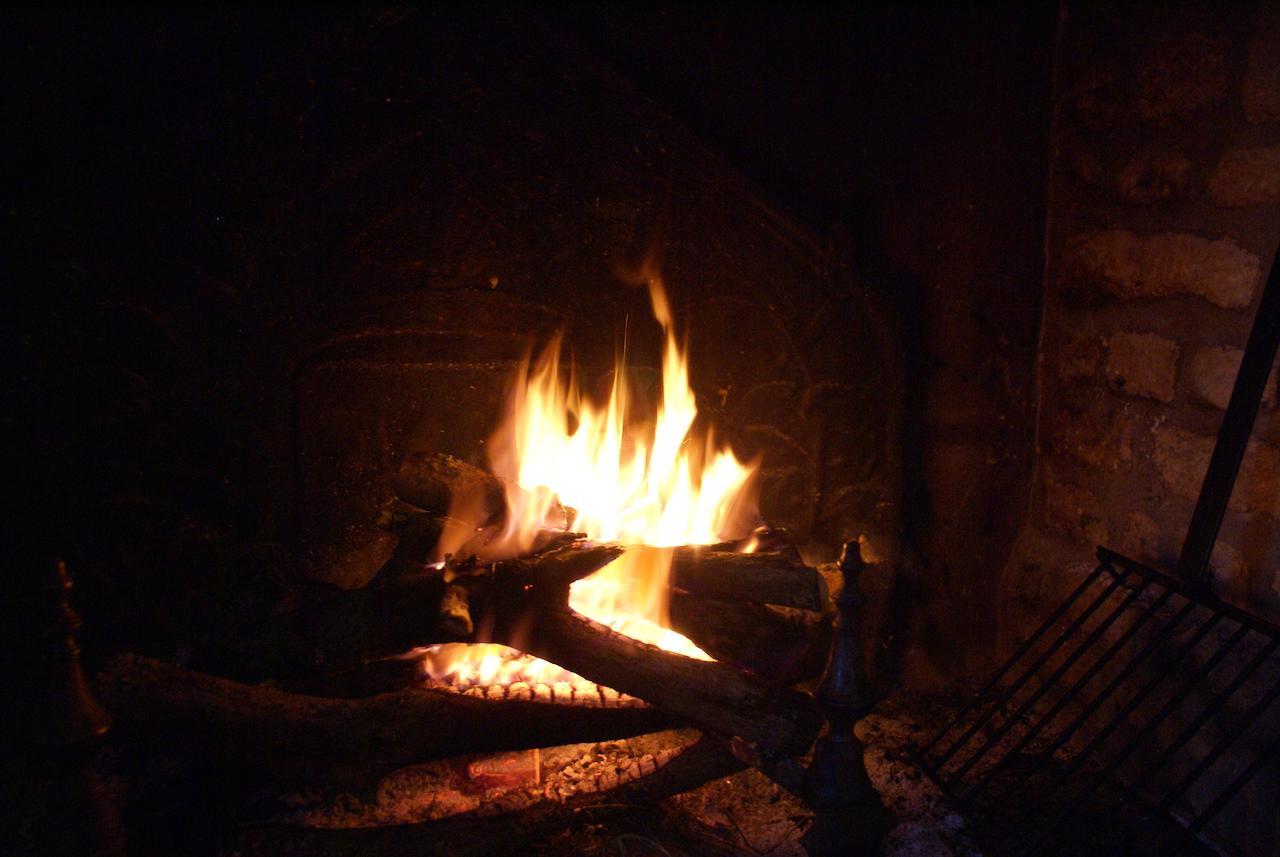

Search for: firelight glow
xmin=423 ymin=276 xmax=759 ymax=687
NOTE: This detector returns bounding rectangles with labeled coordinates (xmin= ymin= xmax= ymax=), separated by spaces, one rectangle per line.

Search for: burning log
xmin=512 ymin=610 xmax=823 ymax=757
xmin=199 ymin=543 xmax=624 ymax=681
xmin=425 ymin=678 xmax=646 ymax=708
xmin=98 ymin=654 xmax=677 ymax=791
xmin=225 ymin=735 xmax=747 ymax=857
xmin=671 ymin=547 xmax=828 ymax=610
xmin=437 ymin=582 xmax=473 ymax=637
xmin=392 ymin=453 xmax=506 ymax=520
xmin=669 ymin=593 xmax=831 ymax=684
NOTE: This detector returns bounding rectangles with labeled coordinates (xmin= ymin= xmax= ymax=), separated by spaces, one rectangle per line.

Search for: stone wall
xmin=1023 ymin=1 xmax=1280 ymax=619
xmin=1003 ymin=5 xmax=1280 ymax=853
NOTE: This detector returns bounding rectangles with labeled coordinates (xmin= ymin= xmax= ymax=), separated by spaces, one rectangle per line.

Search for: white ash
xmin=277 ymin=730 xmax=700 ymax=829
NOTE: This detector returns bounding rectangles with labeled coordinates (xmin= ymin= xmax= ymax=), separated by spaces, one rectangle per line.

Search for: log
xmin=224 ymin=735 xmax=747 ymax=857
xmin=99 ymin=654 xmax=677 ymax=791
xmin=437 ymin=582 xmax=473 ymax=637
xmin=512 ymin=609 xmax=823 ymax=756
xmin=671 ymin=547 xmax=828 ymax=610
xmin=392 ymin=453 xmax=506 ymax=520
xmin=286 ymin=593 xmax=832 ymax=700
xmin=390 ymin=453 xmax=573 ymax=533
xmin=280 ymin=654 xmax=430 ymax=699
xmin=197 ymin=543 xmax=624 ymax=681
xmin=669 ymin=593 xmax=831 ymax=684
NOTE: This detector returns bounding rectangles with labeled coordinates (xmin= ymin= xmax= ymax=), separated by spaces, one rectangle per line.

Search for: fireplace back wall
xmin=10 ymin=6 xmax=1055 ymax=688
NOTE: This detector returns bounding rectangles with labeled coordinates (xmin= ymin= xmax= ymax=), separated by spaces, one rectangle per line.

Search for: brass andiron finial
xmin=801 ymin=539 xmax=889 ymax=856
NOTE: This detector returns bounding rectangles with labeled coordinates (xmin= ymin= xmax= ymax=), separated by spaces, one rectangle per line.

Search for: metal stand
xmin=801 ymin=540 xmax=890 ymax=856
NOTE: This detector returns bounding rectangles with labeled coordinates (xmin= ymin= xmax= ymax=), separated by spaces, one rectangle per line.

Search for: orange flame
xmin=425 ymin=277 xmax=758 ymax=683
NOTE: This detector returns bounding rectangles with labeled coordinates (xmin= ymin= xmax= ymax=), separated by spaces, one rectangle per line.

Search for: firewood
xmin=98 ymin=654 xmax=677 ymax=791
xmin=223 ymin=735 xmax=746 ymax=857
xmin=425 ymin=679 xmax=647 ymax=709
xmin=389 ymin=453 xmax=573 ymax=532
xmin=197 ymin=543 xmax=624 ymax=681
xmin=280 ymin=655 xmax=430 ymax=699
xmin=509 ymin=609 xmax=823 ymax=757
xmin=392 ymin=452 xmax=506 ymax=519
xmin=669 ymin=592 xmax=831 ymax=684
xmin=437 ymin=582 xmax=473 ymax=637
xmin=671 ymin=547 xmax=828 ymax=610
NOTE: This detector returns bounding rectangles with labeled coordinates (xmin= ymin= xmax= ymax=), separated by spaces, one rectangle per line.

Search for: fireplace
xmin=8 ymin=5 xmax=1280 ymax=857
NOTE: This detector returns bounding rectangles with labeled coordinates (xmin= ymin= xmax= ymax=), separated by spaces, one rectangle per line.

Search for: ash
xmin=277 ymin=695 xmax=982 ymax=856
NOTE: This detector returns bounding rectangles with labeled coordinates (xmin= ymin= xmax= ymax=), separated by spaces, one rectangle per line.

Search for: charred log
xmin=512 ymin=610 xmax=823 ymax=756
xmin=98 ymin=654 xmax=677 ymax=791
xmin=198 ymin=543 xmax=623 ymax=681
xmin=671 ymin=547 xmax=828 ymax=610
xmin=669 ymin=592 xmax=831 ymax=684
xmin=392 ymin=453 xmax=506 ymax=520
xmin=437 ymin=582 xmax=473 ymax=637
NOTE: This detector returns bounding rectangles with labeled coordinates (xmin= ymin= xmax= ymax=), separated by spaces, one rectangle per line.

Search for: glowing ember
xmin=421 ymin=643 xmax=583 ymax=689
xmin=427 ymin=274 xmax=758 ymax=685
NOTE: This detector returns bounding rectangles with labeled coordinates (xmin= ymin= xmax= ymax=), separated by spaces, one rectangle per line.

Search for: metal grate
xmin=916 ymin=547 xmax=1280 ymax=857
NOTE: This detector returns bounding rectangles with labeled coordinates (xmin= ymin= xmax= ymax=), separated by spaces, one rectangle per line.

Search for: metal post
xmin=801 ymin=540 xmax=889 ymax=855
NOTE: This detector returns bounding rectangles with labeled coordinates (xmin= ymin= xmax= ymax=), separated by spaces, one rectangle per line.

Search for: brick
xmin=1244 ymin=4 xmax=1280 ymax=123
xmin=1208 ymin=146 xmax=1280 ymax=207
xmin=1067 ymin=230 xmax=1260 ymax=309
xmin=1135 ymin=31 xmax=1229 ymax=121
xmin=1185 ymin=346 xmax=1278 ymax=410
xmin=1153 ymin=426 xmax=1280 ymax=517
xmin=1044 ymin=470 xmax=1109 ymax=545
xmin=1105 ymin=332 xmax=1180 ymax=402
xmin=1116 ymin=148 xmax=1191 ymax=204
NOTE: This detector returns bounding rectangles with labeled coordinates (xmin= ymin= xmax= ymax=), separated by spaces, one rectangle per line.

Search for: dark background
xmin=5 ymin=5 xmax=1054 ymax=679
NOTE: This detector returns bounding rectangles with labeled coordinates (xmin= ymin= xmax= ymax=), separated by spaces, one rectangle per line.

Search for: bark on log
xmin=198 ymin=543 xmax=623 ymax=681
xmin=671 ymin=548 xmax=828 ymax=610
xmin=287 ymin=593 xmax=832 ymax=700
xmin=225 ymin=735 xmax=746 ymax=857
xmin=99 ymin=654 xmax=677 ymax=791
xmin=392 ymin=453 xmax=506 ymax=520
xmin=669 ymin=592 xmax=831 ymax=684
xmin=511 ymin=610 xmax=823 ymax=756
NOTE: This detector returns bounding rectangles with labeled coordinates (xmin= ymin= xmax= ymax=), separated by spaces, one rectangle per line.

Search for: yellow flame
xmin=426 ymin=278 xmax=758 ymax=683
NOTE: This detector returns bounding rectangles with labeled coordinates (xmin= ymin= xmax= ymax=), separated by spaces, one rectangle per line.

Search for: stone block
xmin=1210 ymin=541 xmax=1249 ymax=596
xmin=1058 ymin=332 xmax=1103 ymax=383
xmin=1067 ymin=230 xmax=1260 ymax=309
xmin=1153 ymin=426 xmax=1280 ymax=517
xmin=1116 ymin=148 xmax=1191 ymax=204
xmin=1044 ymin=470 xmax=1109 ymax=545
xmin=1051 ymin=397 xmax=1137 ymax=472
xmin=1244 ymin=4 xmax=1280 ymax=123
xmin=1135 ymin=31 xmax=1229 ymax=121
xmin=1119 ymin=511 xmax=1163 ymax=566
xmin=1186 ymin=345 xmax=1278 ymax=410
xmin=1105 ymin=331 xmax=1180 ymax=402
xmin=1209 ymin=146 xmax=1280 ymax=207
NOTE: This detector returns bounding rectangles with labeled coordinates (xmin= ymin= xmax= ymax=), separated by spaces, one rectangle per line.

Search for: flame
xmin=426 ymin=277 xmax=758 ymax=685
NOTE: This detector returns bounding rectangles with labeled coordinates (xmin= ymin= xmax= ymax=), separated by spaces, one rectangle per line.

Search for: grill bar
xmin=918 ymin=551 xmax=1278 ymax=857
xmin=949 ymin=576 xmax=1152 ymax=783
xmin=916 ymin=561 xmax=1111 ymax=758
xmin=929 ymin=562 xmax=1131 ymax=770
xmin=956 ymin=585 xmax=1175 ymax=804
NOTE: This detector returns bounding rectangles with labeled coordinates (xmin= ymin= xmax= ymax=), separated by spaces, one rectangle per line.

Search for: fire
xmin=424 ymin=277 xmax=758 ymax=685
